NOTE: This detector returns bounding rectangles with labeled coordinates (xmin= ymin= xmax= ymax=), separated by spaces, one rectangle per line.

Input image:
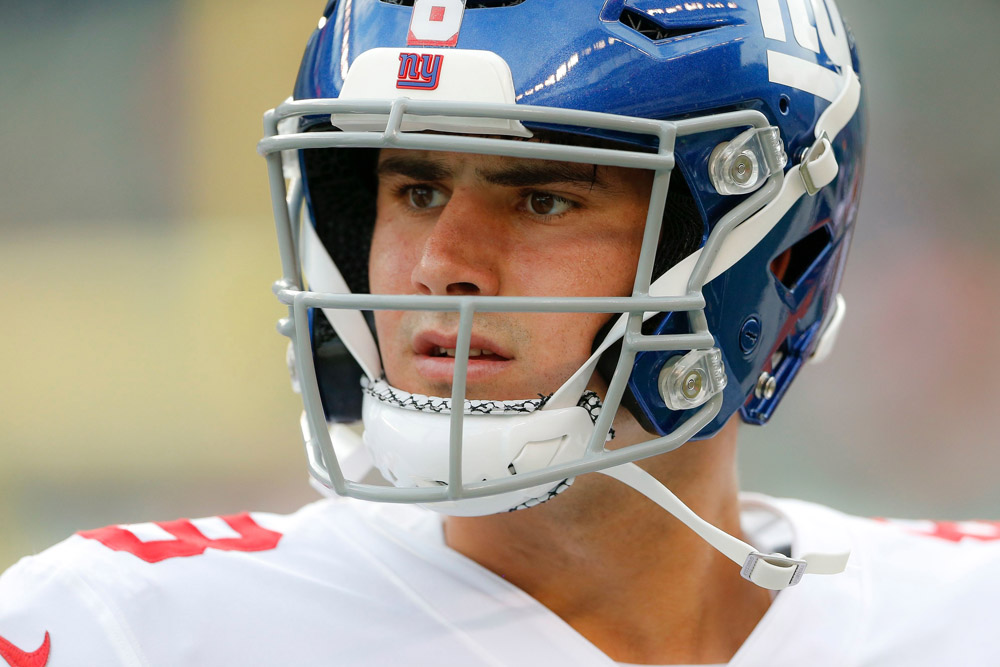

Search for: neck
xmin=443 ymin=418 xmax=771 ymax=664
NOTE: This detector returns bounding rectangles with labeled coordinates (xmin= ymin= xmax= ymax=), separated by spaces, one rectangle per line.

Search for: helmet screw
xmin=754 ymin=371 xmax=777 ymax=400
xmin=739 ymin=316 xmax=762 ymax=354
xmin=730 ymin=153 xmax=754 ymax=184
xmin=682 ymin=369 xmax=705 ymax=400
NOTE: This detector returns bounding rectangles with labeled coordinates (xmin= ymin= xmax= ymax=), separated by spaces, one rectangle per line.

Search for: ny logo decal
xmin=397 ymin=53 xmax=444 ymax=90
xmin=756 ymin=0 xmax=851 ymax=101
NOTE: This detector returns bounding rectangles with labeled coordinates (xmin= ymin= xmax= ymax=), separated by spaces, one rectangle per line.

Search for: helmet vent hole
xmin=618 ymin=8 xmax=721 ymax=41
xmin=771 ymin=224 xmax=833 ymax=292
xmin=779 ymin=95 xmax=790 ymax=115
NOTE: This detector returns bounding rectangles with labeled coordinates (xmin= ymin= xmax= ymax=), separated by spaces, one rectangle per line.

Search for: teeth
xmin=434 ymin=347 xmax=493 ymax=358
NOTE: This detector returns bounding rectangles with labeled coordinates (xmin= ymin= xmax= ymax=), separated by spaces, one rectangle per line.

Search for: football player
xmin=2 ymin=1 xmax=999 ymax=665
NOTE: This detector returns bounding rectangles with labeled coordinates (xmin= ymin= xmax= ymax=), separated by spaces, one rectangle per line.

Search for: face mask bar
xmin=259 ymin=97 xmax=781 ymax=505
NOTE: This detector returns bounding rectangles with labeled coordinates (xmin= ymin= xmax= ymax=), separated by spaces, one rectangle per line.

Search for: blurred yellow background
xmin=2 ymin=0 xmax=999 ymax=571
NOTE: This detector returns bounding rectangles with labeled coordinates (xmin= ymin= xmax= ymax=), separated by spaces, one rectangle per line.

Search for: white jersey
xmin=1 ymin=494 xmax=999 ymax=666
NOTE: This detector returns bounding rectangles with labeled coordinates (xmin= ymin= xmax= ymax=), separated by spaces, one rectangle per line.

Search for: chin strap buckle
xmin=741 ymin=551 xmax=808 ymax=589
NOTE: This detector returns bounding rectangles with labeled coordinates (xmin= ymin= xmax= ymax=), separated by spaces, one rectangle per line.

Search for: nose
xmin=410 ymin=189 xmax=502 ymax=296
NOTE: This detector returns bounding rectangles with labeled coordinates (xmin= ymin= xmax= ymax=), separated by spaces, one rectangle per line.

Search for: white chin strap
xmin=597 ymin=463 xmax=849 ymax=590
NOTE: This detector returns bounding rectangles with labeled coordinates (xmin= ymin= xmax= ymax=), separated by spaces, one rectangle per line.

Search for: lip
xmin=411 ymin=330 xmax=514 ymax=383
xmin=412 ymin=330 xmax=513 ymax=360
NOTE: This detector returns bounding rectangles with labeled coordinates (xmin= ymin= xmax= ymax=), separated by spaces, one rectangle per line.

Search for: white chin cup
xmin=361 ymin=382 xmax=597 ymax=516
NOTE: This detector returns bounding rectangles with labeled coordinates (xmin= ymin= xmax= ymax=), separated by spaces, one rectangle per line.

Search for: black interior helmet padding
xmin=594 ymin=166 xmax=705 ymax=434
xmin=301 ymin=123 xmax=379 ymax=354
xmin=300 ymin=124 xmax=380 ymax=421
xmin=647 ymin=165 xmax=705 ymax=281
xmin=302 ymin=126 xmax=379 ymax=297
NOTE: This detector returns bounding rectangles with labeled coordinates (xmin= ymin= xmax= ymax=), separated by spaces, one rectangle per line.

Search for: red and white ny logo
xmin=397 ymin=53 xmax=444 ymax=90
xmin=407 ymin=0 xmax=466 ymax=47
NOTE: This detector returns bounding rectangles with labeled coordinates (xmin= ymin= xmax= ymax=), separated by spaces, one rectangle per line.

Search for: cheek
xmin=369 ymin=221 xmax=415 ymax=382
xmin=505 ymin=225 xmax=642 ymax=379
xmin=373 ymin=309 xmax=405 ymax=360
xmin=374 ymin=306 xmax=426 ymax=392
xmin=537 ymin=312 xmax=610 ymax=351
xmin=519 ymin=312 xmax=613 ymax=393
xmin=369 ymin=219 xmax=418 ymax=294
xmin=512 ymin=234 xmax=641 ymax=299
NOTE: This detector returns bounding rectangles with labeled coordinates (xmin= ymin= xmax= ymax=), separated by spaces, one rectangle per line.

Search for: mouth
xmin=411 ymin=331 xmax=514 ymax=383
xmin=427 ymin=346 xmax=509 ymax=361
xmin=413 ymin=331 xmax=513 ymax=361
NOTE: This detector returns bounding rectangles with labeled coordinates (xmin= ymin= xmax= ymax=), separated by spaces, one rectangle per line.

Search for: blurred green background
xmin=2 ymin=0 xmax=999 ymax=571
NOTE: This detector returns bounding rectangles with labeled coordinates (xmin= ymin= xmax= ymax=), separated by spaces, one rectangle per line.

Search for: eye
xmin=406 ymin=185 xmax=448 ymax=210
xmin=526 ymin=192 xmax=574 ymax=216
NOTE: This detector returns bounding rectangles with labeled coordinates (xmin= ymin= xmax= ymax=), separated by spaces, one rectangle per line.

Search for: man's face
xmin=369 ymin=148 xmax=652 ymax=400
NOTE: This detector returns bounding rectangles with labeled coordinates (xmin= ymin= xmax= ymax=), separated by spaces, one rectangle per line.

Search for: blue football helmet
xmin=259 ymin=0 xmax=865 ymax=566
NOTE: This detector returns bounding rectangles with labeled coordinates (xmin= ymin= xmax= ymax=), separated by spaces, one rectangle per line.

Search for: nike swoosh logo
xmin=0 ymin=631 xmax=50 ymax=667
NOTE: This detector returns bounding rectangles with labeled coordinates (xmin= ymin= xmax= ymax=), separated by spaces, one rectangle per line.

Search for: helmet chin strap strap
xmin=598 ymin=462 xmax=849 ymax=590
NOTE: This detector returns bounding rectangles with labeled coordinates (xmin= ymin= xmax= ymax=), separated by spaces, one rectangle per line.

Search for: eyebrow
xmin=376 ymin=156 xmax=451 ymax=182
xmin=376 ymin=156 xmax=608 ymax=191
xmin=477 ymin=161 xmax=606 ymax=190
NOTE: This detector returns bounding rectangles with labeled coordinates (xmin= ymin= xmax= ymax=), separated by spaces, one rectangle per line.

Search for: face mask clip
xmin=709 ymin=126 xmax=787 ymax=196
xmin=658 ymin=348 xmax=727 ymax=411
